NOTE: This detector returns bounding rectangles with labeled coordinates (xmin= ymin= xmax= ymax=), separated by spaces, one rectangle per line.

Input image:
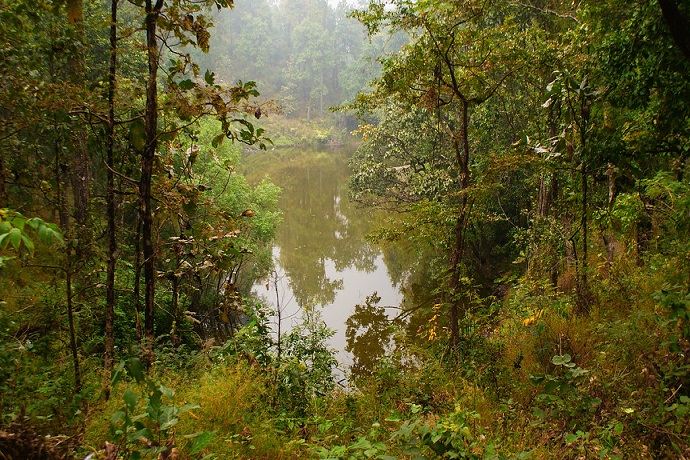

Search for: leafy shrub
xmin=276 ymin=309 xmax=338 ymax=415
xmin=213 ymin=301 xmax=338 ymax=417
xmin=102 ymin=358 xmax=214 ymax=460
xmin=530 ymin=354 xmax=601 ymax=428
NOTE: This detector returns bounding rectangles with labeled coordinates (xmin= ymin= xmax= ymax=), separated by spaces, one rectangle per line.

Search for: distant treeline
xmin=193 ymin=0 xmax=402 ymax=119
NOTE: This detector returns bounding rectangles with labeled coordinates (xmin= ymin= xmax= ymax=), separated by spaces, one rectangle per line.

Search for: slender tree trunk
xmin=546 ymin=107 xmax=560 ymax=285
xmin=575 ymin=160 xmax=590 ymax=315
xmin=537 ymin=177 xmax=550 ymax=218
xmin=320 ymin=70 xmax=324 ymax=117
xmin=55 ymin=129 xmax=70 ymax=231
xmin=0 ymin=156 xmax=7 ymax=208
xmin=581 ymin=161 xmax=588 ymax=282
xmin=66 ymin=0 xmax=91 ymax=245
xmin=171 ymin=274 xmax=180 ymax=347
xmin=66 ymin=270 xmax=82 ymax=393
xmin=574 ymin=93 xmax=592 ymax=315
xmin=141 ymin=0 xmax=164 ymax=364
xmin=636 ymin=192 xmax=652 ymax=267
xmin=447 ymin=100 xmax=472 ymax=350
xmin=274 ymin=272 xmax=282 ymax=361
xmin=133 ymin=218 xmax=142 ymax=342
xmin=447 ymin=219 xmax=463 ymax=350
xmin=603 ymin=163 xmax=617 ymax=274
xmin=104 ymin=0 xmax=119 ymax=395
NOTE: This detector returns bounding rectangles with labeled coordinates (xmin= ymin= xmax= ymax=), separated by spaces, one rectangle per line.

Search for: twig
xmin=665 ymin=384 xmax=683 ymax=404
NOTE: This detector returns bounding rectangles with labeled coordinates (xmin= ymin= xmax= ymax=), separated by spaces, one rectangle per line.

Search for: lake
xmin=241 ymin=146 xmax=405 ymax=378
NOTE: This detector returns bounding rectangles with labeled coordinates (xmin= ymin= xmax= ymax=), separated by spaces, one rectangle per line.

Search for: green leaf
xmin=205 ymin=70 xmax=215 ymax=85
xmin=111 ymin=410 xmax=126 ymax=425
xmin=38 ymin=225 xmax=48 ymax=242
xmin=544 ymin=380 xmax=559 ymax=394
xmin=350 ymin=437 xmax=372 ymax=450
xmin=211 ymin=133 xmax=225 ymax=148
xmin=21 ymin=235 xmax=34 ymax=255
xmin=130 ymin=119 xmax=146 ymax=151
xmin=159 ymin=416 xmax=179 ymax=431
xmin=11 ymin=217 xmax=26 ymax=231
xmin=46 ymin=225 xmax=64 ymax=245
xmin=178 ymin=79 xmax=196 ymax=91
xmin=159 ymin=385 xmax=175 ymax=398
xmin=565 ymin=433 xmax=579 ymax=444
xmin=8 ymin=228 xmax=22 ymax=250
xmin=177 ymin=402 xmax=201 ymax=416
xmin=551 ymin=354 xmax=572 ymax=366
xmin=613 ymin=422 xmax=623 ymax=435
xmin=127 ymin=427 xmax=153 ymax=442
xmin=25 ymin=218 xmax=41 ymax=231
xmin=187 ymin=431 xmax=215 ymax=455
xmin=125 ymin=357 xmax=146 ymax=384
xmin=364 ymin=448 xmax=378 ymax=457
xmin=111 ymin=360 xmax=126 ymax=387
xmin=569 ymin=367 xmax=589 ymax=378
xmin=124 ymin=388 xmax=138 ymax=411
xmin=530 ymin=374 xmax=544 ymax=385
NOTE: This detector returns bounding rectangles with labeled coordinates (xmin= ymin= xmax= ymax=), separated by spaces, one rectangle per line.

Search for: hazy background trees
xmin=192 ymin=0 xmax=393 ymax=119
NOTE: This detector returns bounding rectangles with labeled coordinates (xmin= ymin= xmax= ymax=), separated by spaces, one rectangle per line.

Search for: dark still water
xmin=241 ymin=146 xmax=404 ymax=376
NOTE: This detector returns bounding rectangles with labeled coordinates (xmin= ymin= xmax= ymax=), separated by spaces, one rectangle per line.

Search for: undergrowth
xmin=69 ymin=247 xmax=690 ymax=459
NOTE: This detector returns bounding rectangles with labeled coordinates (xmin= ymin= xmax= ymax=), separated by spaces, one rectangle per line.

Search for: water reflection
xmin=242 ymin=147 xmax=402 ymax=372
xmin=345 ymin=293 xmax=393 ymax=378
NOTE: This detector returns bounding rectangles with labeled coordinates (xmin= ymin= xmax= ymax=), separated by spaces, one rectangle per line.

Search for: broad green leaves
xmin=0 ymin=209 xmax=64 ymax=266
xmin=109 ymin=357 xmax=214 ymax=458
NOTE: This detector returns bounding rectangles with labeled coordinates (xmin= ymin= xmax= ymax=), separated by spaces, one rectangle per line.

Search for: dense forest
xmin=2 ymin=0 xmax=690 ymax=459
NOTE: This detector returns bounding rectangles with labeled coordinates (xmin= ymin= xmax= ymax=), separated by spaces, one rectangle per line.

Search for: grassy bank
xmin=77 ymin=247 xmax=690 ymax=459
xmin=255 ymin=114 xmax=359 ymax=148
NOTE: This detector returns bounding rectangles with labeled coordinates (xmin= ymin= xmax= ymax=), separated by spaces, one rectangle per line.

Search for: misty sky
xmin=328 ymin=0 xmax=360 ymax=7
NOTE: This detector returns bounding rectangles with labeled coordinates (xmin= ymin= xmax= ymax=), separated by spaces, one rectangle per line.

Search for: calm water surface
xmin=242 ymin=146 xmax=403 ymax=375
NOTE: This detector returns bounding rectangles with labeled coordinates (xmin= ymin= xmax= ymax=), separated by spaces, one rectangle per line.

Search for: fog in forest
xmin=191 ymin=0 xmax=397 ymax=119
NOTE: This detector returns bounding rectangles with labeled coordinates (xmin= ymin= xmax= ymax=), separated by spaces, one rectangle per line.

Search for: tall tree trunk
xmin=657 ymin=0 xmax=690 ymax=61
xmin=170 ymin=273 xmax=180 ymax=347
xmin=575 ymin=159 xmax=590 ymax=315
xmin=66 ymin=270 xmax=82 ymax=393
xmin=104 ymin=0 xmax=119 ymax=396
xmin=537 ymin=106 xmax=559 ymax=220
xmin=141 ymin=0 xmax=164 ymax=365
xmin=447 ymin=100 xmax=472 ymax=350
xmin=636 ymin=193 xmax=652 ymax=267
xmin=537 ymin=177 xmax=550 ymax=218
xmin=546 ymin=106 xmax=560 ymax=286
xmin=320 ymin=69 xmax=324 ymax=117
xmin=447 ymin=218 xmax=464 ymax=350
xmin=0 ymin=156 xmax=7 ymax=208
xmin=66 ymin=0 xmax=91 ymax=246
xmin=55 ymin=126 xmax=70 ymax=232
xmin=134 ymin=218 xmax=143 ymax=342
xmin=603 ymin=163 xmax=617 ymax=275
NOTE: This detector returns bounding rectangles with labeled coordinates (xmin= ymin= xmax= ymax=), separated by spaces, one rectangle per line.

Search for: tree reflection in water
xmin=345 ymin=293 xmax=393 ymax=378
xmin=243 ymin=146 xmax=429 ymax=376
